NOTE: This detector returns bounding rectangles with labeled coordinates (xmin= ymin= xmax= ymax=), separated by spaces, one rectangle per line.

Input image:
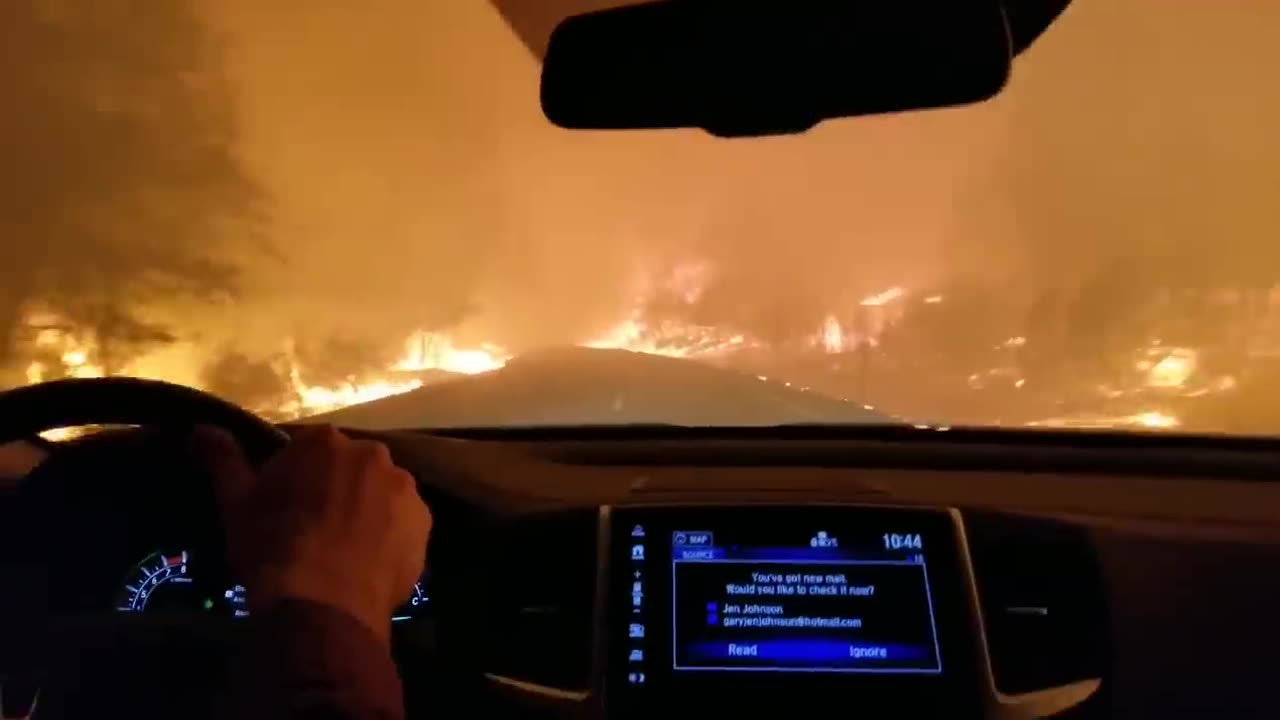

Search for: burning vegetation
xmin=6 ymin=259 xmax=1267 ymax=436
xmin=5 ymin=1 xmax=1280 ymax=436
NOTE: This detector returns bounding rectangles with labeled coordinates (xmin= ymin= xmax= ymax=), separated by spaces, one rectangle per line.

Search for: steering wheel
xmin=0 ymin=377 xmax=287 ymax=460
xmin=0 ymin=378 xmax=288 ymax=719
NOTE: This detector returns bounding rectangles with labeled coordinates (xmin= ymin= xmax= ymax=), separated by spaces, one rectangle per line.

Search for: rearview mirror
xmin=541 ymin=0 xmax=1014 ymax=137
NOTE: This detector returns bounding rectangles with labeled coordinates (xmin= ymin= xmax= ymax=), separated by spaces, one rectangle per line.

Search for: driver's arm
xmin=193 ymin=425 xmax=431 ymax=720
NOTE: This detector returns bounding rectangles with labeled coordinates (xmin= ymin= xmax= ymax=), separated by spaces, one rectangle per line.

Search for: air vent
xmin=965 ymin=512 xmax=1109 ymax=696
xmin=477 ymin=510 xmax=600 ymax=690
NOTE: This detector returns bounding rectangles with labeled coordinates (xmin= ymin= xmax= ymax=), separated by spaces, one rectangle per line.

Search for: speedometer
xmin=117 ymin=550 xmax=427 ymax=620
xmin=116 ymin=549 xmax=247 ymax=616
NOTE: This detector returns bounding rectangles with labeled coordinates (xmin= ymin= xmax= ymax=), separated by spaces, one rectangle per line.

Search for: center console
xmin=606 ymin=506 xmax=981 ymax=719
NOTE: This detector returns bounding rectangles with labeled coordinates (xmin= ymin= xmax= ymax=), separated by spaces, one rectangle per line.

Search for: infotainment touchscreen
xmin=609 ymin=506 xmax=973 ymax=718
xmin=670 ymin=526 xmax=941 ymax=673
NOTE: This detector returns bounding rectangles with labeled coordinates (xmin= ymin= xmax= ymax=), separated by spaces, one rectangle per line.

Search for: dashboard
xmin=6 ymin=431 xmax=431 ymax=626
xmin=477 ymin=504 xmax=1098 ymax=720
xmin=11 ymin=424 xmax=1280 ymax=719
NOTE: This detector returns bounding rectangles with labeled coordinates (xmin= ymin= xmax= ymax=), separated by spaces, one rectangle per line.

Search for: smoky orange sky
xmin=198 ymin=0 xmax=1280 ymax=357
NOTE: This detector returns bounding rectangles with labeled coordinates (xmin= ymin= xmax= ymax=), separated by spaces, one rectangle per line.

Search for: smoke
xmin=185 ymin=0 xmax=1279 ymax=402
xmin=10 ymin=0 xmax=1280 ymax=420
xmin=984 ymin=0 xmax=1280 ymax=295
xmin=201 ymin=0 xmax=998 ymax=361
xmin=199 ymin=332 xmax=403 ymax=416
xmin=200 ymin=349 xmax=290 ymax=416
xmin=0 ymin=1 xmax=263 ymax=383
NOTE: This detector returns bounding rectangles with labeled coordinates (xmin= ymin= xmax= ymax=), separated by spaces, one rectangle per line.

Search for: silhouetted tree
xmin=0 ymin=1 xmax=266 ymax=378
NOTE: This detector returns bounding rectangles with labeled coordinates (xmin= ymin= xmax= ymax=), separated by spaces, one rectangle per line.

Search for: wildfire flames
xmin=15 ymin=284 xmax=871 ymax=433
xmin=11 ymin=265 xmax=1234 ymax=438
xmin=278 ymin=331 xmax=511 ymax=419
xmin=15 ymin=295 xmax=753 ymax=427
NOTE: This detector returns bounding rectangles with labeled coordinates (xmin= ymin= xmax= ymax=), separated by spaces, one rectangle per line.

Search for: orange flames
xmin=12 ymin=276 xmax=925 ymax=430
xmin=24 ymin=312 xmax=106 ymax=384
xmin=585 ymin=316 xmax=751 ymax=358
xmin=280 ymin=331 xmax=510 ymax=418
xmin=9 ymin=271 xmax=1239 ymax=435
xmin=15 ymin=309 xmax=511 ymax=428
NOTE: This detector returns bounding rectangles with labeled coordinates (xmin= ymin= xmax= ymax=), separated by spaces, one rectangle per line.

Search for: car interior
xmin=2 ymin=378 xmax=1279 ymax=719
xmin=3 ymin=1 xmax=1278 ymax=719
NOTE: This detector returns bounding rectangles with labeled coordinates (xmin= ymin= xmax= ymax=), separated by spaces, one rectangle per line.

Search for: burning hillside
xmin=4 ymin=260 xmax=914 ymax=426
xmin=13 ymin=311 xmax=510 ymax=422
xmin=7 ymin=256 xmax=1263 ymax=436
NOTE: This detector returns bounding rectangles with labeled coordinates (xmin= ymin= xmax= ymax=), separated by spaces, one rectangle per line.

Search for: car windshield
xmin=3 ymin=1 xmax=1278 ymax=434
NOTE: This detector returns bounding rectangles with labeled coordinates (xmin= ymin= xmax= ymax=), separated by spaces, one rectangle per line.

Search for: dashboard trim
xmin=480 ymin=506 xmax=611 ymax=713
xmin=481 ymin=674 xmax=591 ymax=703
xmin=954 ymin=510 xmax=1101 ymax=720
xmin=0 ymin=681 xmax=40 ymax=720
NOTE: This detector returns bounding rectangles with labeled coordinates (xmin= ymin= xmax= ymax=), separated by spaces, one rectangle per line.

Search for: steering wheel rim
xmin=0 ymin=377 xmax=288 ymax=463
xmin=0 ymin=378 xmax=289 ymax=718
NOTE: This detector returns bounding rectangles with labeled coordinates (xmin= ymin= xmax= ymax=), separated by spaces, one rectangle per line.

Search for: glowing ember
xmin=1144 ymin=347 xmax=1197 ymax=388
xmin=860 ymin=286 xmax=906 ymax=307
xmin=1131 ymin=411 xmax=1180 ymax=429
xmin=819 ymin=315 xmax=845 ymax=353
xmin=1030 ymin=410 xmax=1181 ymax=430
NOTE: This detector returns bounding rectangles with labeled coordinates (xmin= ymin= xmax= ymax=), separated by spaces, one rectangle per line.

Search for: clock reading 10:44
xmin=883 ymin=533 xmax=924 ymax=551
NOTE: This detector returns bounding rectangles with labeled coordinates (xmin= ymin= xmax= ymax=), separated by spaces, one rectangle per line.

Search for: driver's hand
xmin=191 ymin=425 xmax=431 ymax=644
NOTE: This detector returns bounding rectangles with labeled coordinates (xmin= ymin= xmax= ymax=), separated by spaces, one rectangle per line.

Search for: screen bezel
xmin=605 ymin=505 xmax=981 ymax=718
